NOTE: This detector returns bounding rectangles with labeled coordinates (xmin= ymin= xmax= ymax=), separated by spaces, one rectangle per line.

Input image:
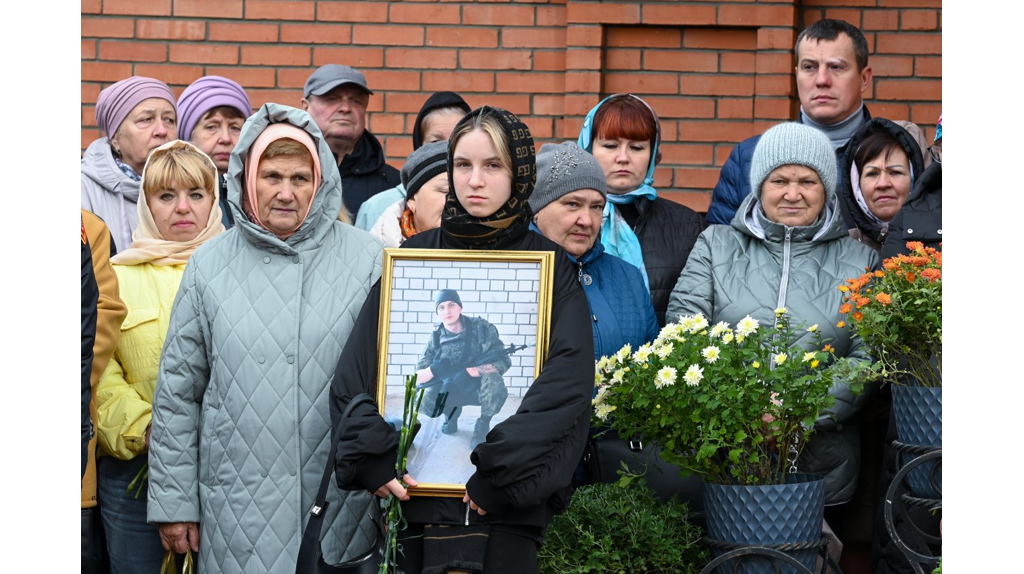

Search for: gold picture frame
xmin=376 ymin=248 xmax=555 ymax=497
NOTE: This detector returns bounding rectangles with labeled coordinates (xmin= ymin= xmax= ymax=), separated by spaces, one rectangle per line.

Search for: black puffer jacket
xmin=330 ymin=228 xmax=594 ymax=529
xmin=840 ymin=118 xmax=925 ymax=252
xmin=615 ymin=197 xmax=706 ymax=326
xmin=333 ymin=129 xmax=400 ymax=217
xmin=882 ymin=161 xmax=941 ymax=259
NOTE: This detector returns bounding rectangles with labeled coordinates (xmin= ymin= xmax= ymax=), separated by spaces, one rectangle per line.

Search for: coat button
xmin=290 ymin=468 xmax=296 ymax=476
xmin=287 ymin=356 xmax=295 ymax=364
xmin=907 ymin=228 xmax=914 ymax=234
xmin=258 ymin=356 xmax=265 ymax=364
xmin=263 ymin=256 xmax=271 ymax=264
xmin=260 ymin=469 xmax=268 ymax=477
xmin=937 ymin=229 xmax=942 ymax=234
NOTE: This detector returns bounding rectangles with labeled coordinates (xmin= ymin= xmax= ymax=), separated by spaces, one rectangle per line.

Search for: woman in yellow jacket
xmin=95 ymin=140 xmax=224 ymax=573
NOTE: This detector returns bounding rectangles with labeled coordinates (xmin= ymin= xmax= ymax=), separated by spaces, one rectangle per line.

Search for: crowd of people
xmin=80 ymin=17 xmax=941 ymax=574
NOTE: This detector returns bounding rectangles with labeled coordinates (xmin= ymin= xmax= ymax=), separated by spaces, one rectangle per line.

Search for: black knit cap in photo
xmin=443 ymin=106 xmax=536 ymax=249
xmin=434 ymin=289 xmax=462 ymax=309
xmin=412 ymin=91 xmax=472 ymax=150
xmin=401 ymin=141 xmax=448 ymax=201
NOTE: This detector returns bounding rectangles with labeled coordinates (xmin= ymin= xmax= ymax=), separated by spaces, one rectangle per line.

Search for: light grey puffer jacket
xmin=667 ymin=188 xmax=880 ymax=505
xmin=81 ymin=137 xmax=140 ymax=253
xmin=147 ymin=103 xmax=384 ymax=573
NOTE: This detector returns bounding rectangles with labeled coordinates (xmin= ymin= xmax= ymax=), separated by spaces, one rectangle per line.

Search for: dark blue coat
xmin=571 ymin=241 xmax=660 ymax=360
xmin=706 ymin=107 xmax=872 ymax=225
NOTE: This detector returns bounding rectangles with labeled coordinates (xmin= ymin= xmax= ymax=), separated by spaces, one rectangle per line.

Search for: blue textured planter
xmin=891 ymin=385 xmax=942 ymax=498
xmin=702 ymin=473 xmax=825 ymax=574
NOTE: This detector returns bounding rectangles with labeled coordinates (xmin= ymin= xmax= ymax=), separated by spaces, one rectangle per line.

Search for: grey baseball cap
xmin=304 ymin=64 xmax=374 ymax=98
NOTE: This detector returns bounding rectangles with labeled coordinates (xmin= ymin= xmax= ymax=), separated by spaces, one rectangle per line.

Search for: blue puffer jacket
xmin=706 ymin=107 xmax=872 ymax=225
xmin=571 ymin=241 xmax=660 ymax=360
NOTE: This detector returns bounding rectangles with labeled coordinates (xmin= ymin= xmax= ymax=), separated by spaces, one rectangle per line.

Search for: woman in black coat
xmin=330 ymin=106 xmax=594 ymax=573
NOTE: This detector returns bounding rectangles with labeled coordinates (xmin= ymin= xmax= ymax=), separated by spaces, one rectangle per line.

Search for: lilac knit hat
xmin=177 ymin=76 xmax=252 ymax=141
xmin=95 ymin=76 xmax=176 ymax=137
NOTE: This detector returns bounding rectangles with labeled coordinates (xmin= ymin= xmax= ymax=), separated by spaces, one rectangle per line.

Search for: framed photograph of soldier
xmin=375 ymin=248 xmax=555 ymax=497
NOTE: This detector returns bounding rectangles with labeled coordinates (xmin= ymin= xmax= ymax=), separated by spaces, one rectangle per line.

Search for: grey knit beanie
xmin=529 ymin=141 xmax=607 ymax=213
xmin=749 ymin=122 xmax=837 ymax=198
xmin=401 ymin=141 xmax=448 ymax=200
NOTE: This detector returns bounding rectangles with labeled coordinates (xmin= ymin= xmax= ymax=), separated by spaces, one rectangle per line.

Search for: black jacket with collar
xmin=332 ymin=129 xmax=400 ymax=217
xmin=330 ymin=227 xmax=594 ymax=528
xmin=615 ymin=196 xmax=706 ymax=326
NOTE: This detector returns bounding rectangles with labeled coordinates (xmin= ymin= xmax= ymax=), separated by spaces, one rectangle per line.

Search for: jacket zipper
xmin=776 ymin=228 xmax=792 ymax=324
xmin=465 ymin=502 xmax=471 ymax=526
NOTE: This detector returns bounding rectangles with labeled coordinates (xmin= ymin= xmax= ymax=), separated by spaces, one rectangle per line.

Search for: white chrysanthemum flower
xmin=593 ymin=385 xmax=608 ymax=405
xmin=679 ymin=315 xmax=696 ymax=331
xmin=684 ymin=364 xmax=704 ymax=386
xmin=597 ymin=356 xmax=609 ymax=373
xmin=594 ymin=372 xmax=604 ymax=386
xmin=615 ymin=344 xmax=632 ymax=363
xmin=632 ymin=343 xmax=653 ymax=364
xmin=691 ymin=313 xmax=709 ymax=333
xmin=736 ymin=315 xmax=760 ymax=337
xmin=610 ymin=369 xmax=626 ymax=385
xmin=808 ymin=324 xmax=819 ymax=333
xmin=775 ymin=307 xmax=788 ymax=315
xmin=710 ymin=321 xmax=730 ymax=339
xmin=702 ymin=345 xmax=721 ymax=363
xmin=655 ymin=342 xmax=674 ymax=360
xmin=594 ymin=403 xmax=615 ymax=422
xmin=722 ymin=332 xmax=735 ymax=344
xmin=773 ymin=353 xmax=788 ymax=365
xmin=802 ymin=352 xmax=817 ymax=363
xmin=655 ymin=366 xmax=677 ymax=389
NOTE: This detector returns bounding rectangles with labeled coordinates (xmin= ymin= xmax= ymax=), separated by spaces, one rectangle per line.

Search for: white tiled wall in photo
xmin=385 ymin=259 xmax=542 ymax=398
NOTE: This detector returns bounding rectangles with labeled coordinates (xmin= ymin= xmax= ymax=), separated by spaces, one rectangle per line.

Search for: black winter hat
xmin=434 ymin=289 xmax=462 ymax=309
xmin=412 ymin=91 xmax=471 ymax=150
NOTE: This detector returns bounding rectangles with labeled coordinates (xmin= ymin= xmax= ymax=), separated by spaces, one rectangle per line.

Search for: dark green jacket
xmin=667 ymin=186 xmax=880 ymax=504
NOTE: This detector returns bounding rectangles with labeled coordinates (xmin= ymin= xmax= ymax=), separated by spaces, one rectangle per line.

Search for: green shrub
xmin=538 ymin=482 xmax=709 ymax=574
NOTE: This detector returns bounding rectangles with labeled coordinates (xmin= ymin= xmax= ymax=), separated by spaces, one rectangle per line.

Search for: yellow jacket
xmin=81 ymin=210 xmax=127 ymax=509
xmin=96 ymin=263 xmax=184 ymax=460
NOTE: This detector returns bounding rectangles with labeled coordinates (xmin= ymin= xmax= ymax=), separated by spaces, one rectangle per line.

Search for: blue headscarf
xmin=577 ymin=94 xmax=661 ymax=292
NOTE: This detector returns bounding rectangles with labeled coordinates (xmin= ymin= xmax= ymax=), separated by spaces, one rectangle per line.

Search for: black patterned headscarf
xmin=442 ymin=106 xmax=536 ymax=249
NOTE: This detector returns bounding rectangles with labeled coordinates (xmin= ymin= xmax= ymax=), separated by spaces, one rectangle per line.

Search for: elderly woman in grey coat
xmin=147 ymin=103 xmax=384 ymax=573
xmin=667 ymin=122 xmax=880 ymax=508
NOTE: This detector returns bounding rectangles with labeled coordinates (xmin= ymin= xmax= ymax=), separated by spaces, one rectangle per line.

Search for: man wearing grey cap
xmin=302 ymin=64 xmax=400 ymax=216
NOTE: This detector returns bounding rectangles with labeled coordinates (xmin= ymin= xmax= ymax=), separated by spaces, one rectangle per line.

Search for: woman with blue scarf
xmin=577 ymin=94 xmax=706 ymax=325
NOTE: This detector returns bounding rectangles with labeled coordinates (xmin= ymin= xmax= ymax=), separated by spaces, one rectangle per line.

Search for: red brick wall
xmin=81 ymin=0 xmax=942 ymax=213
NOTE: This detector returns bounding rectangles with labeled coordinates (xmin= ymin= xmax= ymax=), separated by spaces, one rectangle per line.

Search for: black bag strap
xmin=296 ymin=393 xmax=378 ymax=574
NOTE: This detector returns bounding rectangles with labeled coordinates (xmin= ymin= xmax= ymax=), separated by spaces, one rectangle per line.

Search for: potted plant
xmin=594 ymin=309 xmax=841 ymax=573
xmin=538 ymin=482 xmax=709 ymax=574
xmin=837 ymin=241 xmax=942 ymax=497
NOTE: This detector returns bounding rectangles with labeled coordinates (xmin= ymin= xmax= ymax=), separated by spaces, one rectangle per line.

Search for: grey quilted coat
xmin=147 ymin=104 xmax=384 ymax=572
xmin=666 ymin=187 xmax=880 ymax=505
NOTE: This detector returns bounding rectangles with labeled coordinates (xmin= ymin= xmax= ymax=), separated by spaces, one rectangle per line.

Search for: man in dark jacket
xmin=415 ymin=289 xmax=512 ymax=449
xmin=706 ymin=19 xmax=874 ymax=225
xmin=302 ymin=64 xmax=400 ymax=216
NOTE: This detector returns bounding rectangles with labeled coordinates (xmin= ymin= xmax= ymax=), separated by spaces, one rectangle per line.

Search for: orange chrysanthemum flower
xmin=911 ymin=256 xmax=930 ymax=267
xmin=853 ymin=312 xmax=863 ymax=321
xmin=823 ymin=344 xmax=833 ymax=352
xmin=836 ymin=321 xmax=845 ymax=328
xmin=839 ymin=303 xmax=853 ymax=314
xmin=921 ymin=268 xmax=941 ymax=282
xmin=838 ymin=285 xmax=849 ymax=292
xmin=874 ymin=270 xmax=885 ymax=278
xmin=883 ymin=260 xmax=897 ymax=271
xmin=906 ymin=241 xmax=924 ymax=253
xmin=856 ymin=297 xmax=870 ymax=308
xmin=905 ymin=272 xmax=916 ymax=282
xmin=875 ymin=292 xmax=892 ymax=305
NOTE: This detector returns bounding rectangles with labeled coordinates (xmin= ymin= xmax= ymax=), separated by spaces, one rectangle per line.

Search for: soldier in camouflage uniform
xmin=415 ymin=289 xmax=511 ymax=448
